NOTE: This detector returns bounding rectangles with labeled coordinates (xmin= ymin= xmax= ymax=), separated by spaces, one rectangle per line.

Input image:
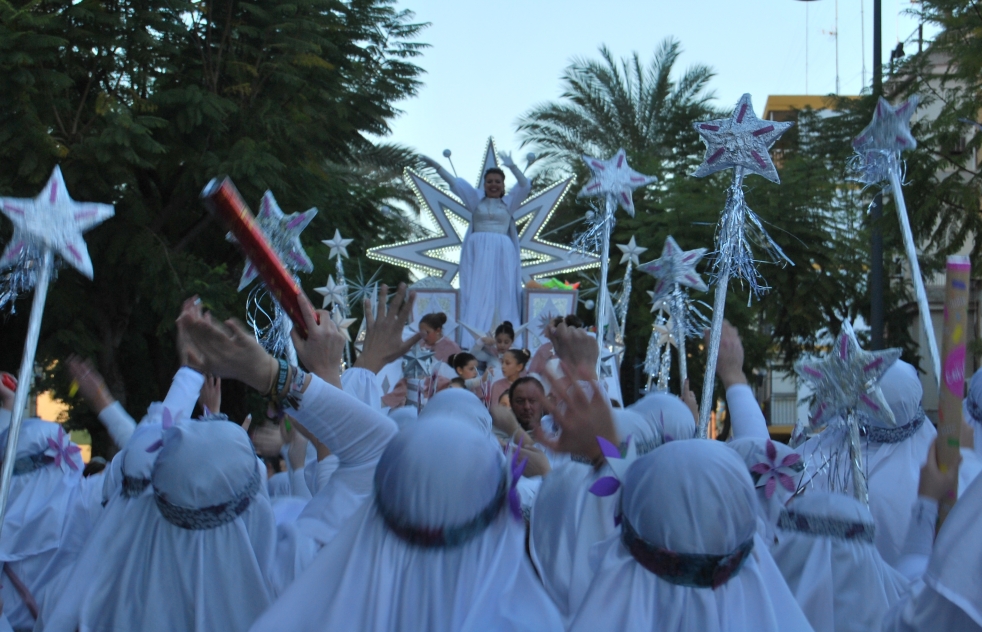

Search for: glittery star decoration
xmin=692 ymin=94 xmax=794 ymax=184
xmin=0 ymin=166 xmax=114 ymax=279
xmin=616 ymin=235 xmax=647 ymax=266
xmin=314 ymin=275 xmax=348 ymax=309
xmin=577 ymin=149 xmax=656 ymax=217
xmin=233 ymin=191 xmax=317 ymax=291
xmin=794 ymin=331 xmax=902 ymax=430
xmin=403 ymin=345 xmax=434 ymax=379
xmin=637 ymin=236 xmax=707 ymax=303
xmin=652 ymin=318 xmax=676 ymax=348
xmin=330 ymin=308 xmax=357 ymax=342
xmin=599 ymin=347 xmax=620 ymax=378
xmin=323 ymin=229 xmax=354 ymax=260
xmin=853 ymin=95 xmax=919 ymax=155
xmin=368 ymin=138 xmax=599 ymax=283
xmin=647 ymin=291 xmax=670 ymax=314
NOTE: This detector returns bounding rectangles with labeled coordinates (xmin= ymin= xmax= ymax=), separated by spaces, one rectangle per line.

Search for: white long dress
xmin=446 ymin=170 xmax=529 ymax=348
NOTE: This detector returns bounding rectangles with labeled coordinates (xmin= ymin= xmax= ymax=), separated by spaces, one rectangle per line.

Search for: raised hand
xmin=499 ymin=151 xmax=516 ymax=169
xmin=290 ymin=295 xmax=347 ymax=387
xmin=918 ymin=438 xmax=961 ymax=503
xmin=354 ymin=283 xmax=423 ymax=374
xmin=711 ymin=320 xmax=747 ymax=388
xmin=176 ymin=297 xmax=207 ymax=373
xmin=66 ymin=355 xmax=114 ymax=413
xmin=546 ymin=322 xmax=598 ymax=381
xmin=533 ymin=362 xmax=617 ymax=462
xmin=682 ymin=378 xmax=699 ymax=424
xmin=199 ymin=375 xmax=221 ymax=414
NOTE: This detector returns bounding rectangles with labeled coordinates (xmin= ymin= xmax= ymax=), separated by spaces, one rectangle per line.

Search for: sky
xmin=384 ymin=0 xmax=933 ymax=176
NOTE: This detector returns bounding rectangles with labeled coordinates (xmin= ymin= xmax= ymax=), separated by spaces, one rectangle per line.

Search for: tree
xmin=518 ymin=41 xmax=873 ymax=407
xmin=0 ymin=0 xmax=427 ymax=453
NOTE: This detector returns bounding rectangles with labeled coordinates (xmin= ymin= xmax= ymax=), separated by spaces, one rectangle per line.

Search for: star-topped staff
xmin=233 ymin=191 xmax=317 ymax=365
xmin=794 ymin=325 xmax=901 ymax=504
xmin=577 ymin=149 xmax=656 ymax=375
xmin=403 ymin=344 xmax=435 ymax=410
xmin=614 ymin=235 xmax=646 ymax=340
xmin=638 ymin=236 xmax=707 ymax=389
xmin=692 ymin=94 xmax=794 ymax=439
xmin=0 ymin=165 xmax=113 ymax=537
xmin=851 ymin=96 xmax=939 ymax=386
xmin=323 ymin=229 xmax=355 ymax=363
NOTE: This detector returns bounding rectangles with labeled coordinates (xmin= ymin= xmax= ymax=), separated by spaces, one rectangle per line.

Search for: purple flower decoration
xmin=589 ymin=434 xmax=633 ymax=497
xmin=145 ymin=407 xmax=180 ymax=453
xmin=47 ymin=426 xmax=81 ymax=471
xmin=507 ymin=437 xmax=528 ymax=521
xmin=749 ymin=440 xmax=802 ymax=499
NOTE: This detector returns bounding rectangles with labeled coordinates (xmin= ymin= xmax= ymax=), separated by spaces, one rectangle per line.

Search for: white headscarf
xmin=963 ymin=367 xmax=982 ymax=458
xmin=728 ymin=437 xmax=805 ymax=544
xmin=529 ymin=409 xmax=661 ymax=624
xmin=922 ymin=468 xmax=982 ymax=626
xmin=797 ymin=360 xmax=936 ymax=567
xmin=569 ymin=440 xmax=814 ymax=632
xmin=74 ymin=421 xmax=276 ymax=632
xmin=629 ymin=391 xmax=696 ymax=442
xmin=248 ymin=416 xmax=562 ymax=632
xmin=419 ymin=388 xmax=498 ymax=448
xmin=771 ymin=491 xmax=908 ymax=632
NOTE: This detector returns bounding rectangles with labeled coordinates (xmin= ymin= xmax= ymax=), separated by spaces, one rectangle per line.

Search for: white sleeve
xmin=896 ymin=497 xmax=938 ymax=582
xmin=882 ymin=580 xmax=982 ymax=632
xmin=269 ymin=376 xmax=396 ymax=594
xmin=289 ymin=469 xmax=312 ymax=500
xmin=340 ymin=368 xmax=383 ymax=410
xmin=450 ymin=176 xmax=481 ymax=211
xmin=97 ymin=402 xmax=137 ymax=449
xmin=725 ymin=384 xmax=770 ymax=440
xmin=162 ymin=367 xmax=205 ymax=419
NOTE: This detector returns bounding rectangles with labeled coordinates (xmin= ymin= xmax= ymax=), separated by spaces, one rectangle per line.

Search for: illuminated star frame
xmin=368 ymin=138 xmax=600 ymax=285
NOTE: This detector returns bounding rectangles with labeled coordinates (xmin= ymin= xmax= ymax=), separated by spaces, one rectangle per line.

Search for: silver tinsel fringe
xmin=0 ymin=242 xmax=50 ymax=314
xmin=246 ymin=283 xmax=295 ymax=360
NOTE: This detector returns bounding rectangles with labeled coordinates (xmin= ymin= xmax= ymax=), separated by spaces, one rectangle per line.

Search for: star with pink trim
xmin=232 ymin=191 xmax=317 ymax=291
xmin=637 ymin=236 xmax=707 ymax=303
xmin=577 ymin=148 xmax=656 ymax=217
xmin=793 ymin=331 xmax=901 ymax=430
xmin=0 ymin=166 xmax=114 ymax=279
xmin=853 ymin=95 xmax=919 ymax=155
xmin=692 ymin=93 xmax=793 ymax=184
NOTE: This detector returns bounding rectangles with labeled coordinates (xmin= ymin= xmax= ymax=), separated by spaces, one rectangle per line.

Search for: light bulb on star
xmin=638 ymin=236 xmax=707 ymax=303
xmin=577 ymin=148 xmax=656 ymax=217
xmin=794 ymin=331 xmax=901 ymax=430
xmin=616 ymin=235 xmax=647 ymax=266
xmin=0 ymin=166 xmax=114 ymax=279
xmin=323 ymin=229 xmax=354 ymax=260
xmin=692 ymin=93 xmax=794 ymax=183
xmin=314 ymin=275 xmax=348 ymax=309
xmin=233 ymin=191 xmax=316 ymax=291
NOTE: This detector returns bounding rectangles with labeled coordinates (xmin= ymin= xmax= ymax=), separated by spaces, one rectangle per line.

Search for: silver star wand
xmin=0 ymin=167 xmax=114 ymax=536
xmin=692 ymin=94 xmax=794 ymax=438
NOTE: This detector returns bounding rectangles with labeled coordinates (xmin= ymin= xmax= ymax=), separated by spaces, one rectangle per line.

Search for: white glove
xmin=499 ymin=151 xmax=516 ymax=169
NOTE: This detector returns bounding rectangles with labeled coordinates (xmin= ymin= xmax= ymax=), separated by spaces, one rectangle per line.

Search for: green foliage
xmin=518 ymin=41 xmax=885 ymax=404
xmin=0 ymin=0 xmax=426 ymax=454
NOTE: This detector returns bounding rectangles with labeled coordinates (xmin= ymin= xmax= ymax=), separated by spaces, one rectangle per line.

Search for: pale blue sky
xmin=386 ymin=0 xmax=931 ymax=173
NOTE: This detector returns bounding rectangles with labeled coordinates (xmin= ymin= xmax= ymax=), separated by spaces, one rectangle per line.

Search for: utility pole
xmin=870 ymin=0 xmax=884 ymax=349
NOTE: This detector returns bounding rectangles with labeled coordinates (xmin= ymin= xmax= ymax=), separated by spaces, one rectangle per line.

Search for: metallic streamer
xmin=656 ymin=340 xmax=672 ymax=392
xmin=594 ymin=200 xmax=614 ymax=375
xmin=671 ymin=284 xmax=689 ymax=384
xmin=847 ymin=412 xmax=868 ymax=505
xmin=644 ymin=310 xmax=668 ymax=390
xmin=0 ymin=242 xmax=47 ymax=313
xmin=246 ymin=283 xmax=297 ymax=363
xmin=616 ymin=260 xmax=633 ymax=337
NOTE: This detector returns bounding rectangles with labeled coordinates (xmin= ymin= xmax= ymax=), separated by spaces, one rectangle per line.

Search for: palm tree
xmin=516 ymin=38 xmax=718 ymax=178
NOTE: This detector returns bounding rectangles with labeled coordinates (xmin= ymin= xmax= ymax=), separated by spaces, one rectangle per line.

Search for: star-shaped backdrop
xmin=0 ymin=166 xmax=114 ymax=279
xmin=794 ymin=331 xmax=901 ymax=430
xmin=368 ymin=138 xmax=600 ymax=284
xmin=638 ymin=236 xmax=707 ymax=303
xmin=577 ymin=149 xmax=656 ymax=217
xmin=692 ymin=94 xmax=794 ymax=183
xmin=232 ymin=191 xmax=316 ymax=291
xmin=314 ymin=275 xmax=348 ymax=309
xmin=323 ymin=229 xmax=354 ymax=260
xmin=616 ymin=235 xmax=647 ymax=266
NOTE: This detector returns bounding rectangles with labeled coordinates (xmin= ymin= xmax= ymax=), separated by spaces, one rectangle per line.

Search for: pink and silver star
xmin=853 ymin=95 xmax=919 ymax=155
xmin=323 ymin=229 xmax=354 ymax=260
xmin=368 ymin=138 xmax=599 ymax=283
xmin=794 ymin=331 xmax=901 ymax=430
xmin=0 ymin=166 xmax=114 ymax=279
xmin=577 ymin=149 xmax=656 ymax=217
xmin=314 ymin=275 xmax=348 ymax=309
xmin=616 ymin=235 xmax=647 ymax=266
xmin=638 ymin=236 xmax=707 ymax=303
xmin=692 ymin=93 xmax=794 ymax=184
xmin=233 ymin=191 xmax=317 ymax=291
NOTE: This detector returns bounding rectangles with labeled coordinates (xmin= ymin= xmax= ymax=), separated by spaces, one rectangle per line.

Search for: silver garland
xmin=570 ymin=202 xmax=608 ymax=256
xmin=0 ymin=242 xmax=54 ymax=314
xmin=615 ymin=260 xmax=633 ymax=336
xmin=656 ymin=340 xmax=672 ymax=392
xmin=644 ymin=310 xmax=668 ymax=390
xmin=246 ymin=282 xmax=296 ymax=362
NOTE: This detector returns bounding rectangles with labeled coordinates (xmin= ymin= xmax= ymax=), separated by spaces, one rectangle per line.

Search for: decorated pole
xmin=322 ymin=229 xmax=354 ymax=365
xmin=0 ymin=167 xmax=114 ymax=534
xmin=691 ymin=94 xmax=794 ymax=438
xmin=937 ymin=255 xmax=970 ymax=526
xmin=672 ymin=285 xmax=688 ymax=383
xmin=852 ymin=95 xmax=940 ymax=385
xmin=615 ymin=236 xmax=646 ymax=340
xmin=595 ymin=198 xmax=614 ymax=371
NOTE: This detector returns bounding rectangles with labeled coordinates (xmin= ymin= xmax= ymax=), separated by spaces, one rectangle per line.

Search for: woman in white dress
xmin=421 ymin=153 xmax=531 ymax=347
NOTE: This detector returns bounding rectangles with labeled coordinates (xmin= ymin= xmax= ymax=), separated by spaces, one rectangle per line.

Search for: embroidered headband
xmin=778 ymin=509 xmax=875 ymax=543
xmin=154 ymin=462 xmax=262 ymax=530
